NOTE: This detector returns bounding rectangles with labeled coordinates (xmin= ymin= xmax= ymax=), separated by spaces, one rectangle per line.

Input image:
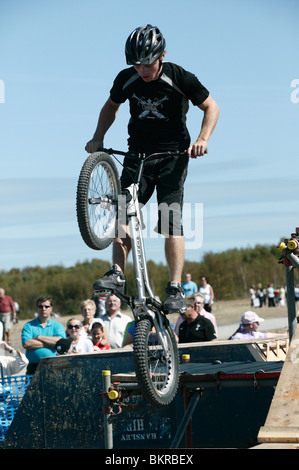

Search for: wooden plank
xmin=258 ymin=426 xmax=299 ymax=443
xmin=253 ymin=443 xmax=299 ymax=449
xmin=112 ymin=372 xmax=136 ymax=383
xmin=258 ymin=325 xmax=299 ymax=443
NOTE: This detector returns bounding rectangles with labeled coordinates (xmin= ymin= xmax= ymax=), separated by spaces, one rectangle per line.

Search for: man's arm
xmin=23 ymin=336 xmax=63 ymax=350
xmin=188 ymin=95 xmax=219 ymax=157
xmin=22 ymin=321 xmax=66 ymax=351
xmin=204 ymin=318 xmax=217 ymax=341
xmin=85 ymin=98 xmax=121 ymax=153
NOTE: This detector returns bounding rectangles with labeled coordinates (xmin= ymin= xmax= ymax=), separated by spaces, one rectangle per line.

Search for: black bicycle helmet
xmin=125 ymin=24 xmax=166 ymax=65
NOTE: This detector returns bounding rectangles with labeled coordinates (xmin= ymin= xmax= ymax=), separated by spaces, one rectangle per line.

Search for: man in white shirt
xmin=100 ymin=295 xmax=132 ymax=348
xmin=0 ymin=341 xmax=28 ymax=377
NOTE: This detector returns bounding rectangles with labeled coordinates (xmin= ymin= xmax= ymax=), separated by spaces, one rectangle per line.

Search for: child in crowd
xmin=91 ymin=322 xmax=110 ymax=351
xmin=229 ymin=311 xmax=287 ymax=340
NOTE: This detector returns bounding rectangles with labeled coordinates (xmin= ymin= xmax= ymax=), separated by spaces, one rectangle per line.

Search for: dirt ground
xmin=8 ymin=297 xmax=292 ymax=353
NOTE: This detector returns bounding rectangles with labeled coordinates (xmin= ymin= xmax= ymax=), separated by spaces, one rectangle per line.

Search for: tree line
xmin=0 ymin=244 xmax=296 ymax=318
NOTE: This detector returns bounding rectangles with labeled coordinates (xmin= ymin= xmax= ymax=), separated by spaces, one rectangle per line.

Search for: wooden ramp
xmin=256 ymin=324 xmax=299 ymax=448
xmin=2 ymin=340 xmax=283 ymax=449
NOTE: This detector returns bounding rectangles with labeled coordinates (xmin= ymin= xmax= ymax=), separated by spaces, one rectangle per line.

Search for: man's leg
xmin=113 ymin=225 xmax=132 ymax=272
xmin=165 ymin=235 xmax=185 ymax=283
xmin=155 ymin=153 xmax=189 ymax=313
xmin=2 ymin=313 xmax=11 ymax=344
xmin=93 ymin=225 xmax=130 ymax=295
xmin=164 ymin=235 xmax=186 ymax=313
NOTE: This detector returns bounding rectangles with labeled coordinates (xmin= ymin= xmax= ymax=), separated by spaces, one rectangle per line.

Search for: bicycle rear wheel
xmin=134 ymin=316 xmax=179 ymax=407
xmin=76 ymin=152 xmax=121 ymax=250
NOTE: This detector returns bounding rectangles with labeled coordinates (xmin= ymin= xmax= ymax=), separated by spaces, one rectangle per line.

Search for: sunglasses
xmin=67 ymin=324 xmax=81 ymax=330
xmin=38 ymin=305 xmax=51 ymax=309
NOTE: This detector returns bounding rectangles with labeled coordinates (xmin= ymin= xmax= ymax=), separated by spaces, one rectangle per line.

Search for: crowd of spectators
xmin=1 ymin=274 xmax=294 ymax=378
xmin=249 ymin=283 xmax=290 ymax=308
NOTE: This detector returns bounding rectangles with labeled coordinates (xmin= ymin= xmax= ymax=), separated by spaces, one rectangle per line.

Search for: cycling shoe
xmin=93 ymin=264 xmax=126 ymax=296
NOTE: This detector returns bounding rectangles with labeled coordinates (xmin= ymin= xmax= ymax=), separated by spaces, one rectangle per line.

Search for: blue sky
xmin=0 ymin=0 xmax=298 ymax=272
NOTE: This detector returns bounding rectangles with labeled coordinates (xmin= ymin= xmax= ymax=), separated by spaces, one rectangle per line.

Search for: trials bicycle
xmin=76 ymin=148 xmax=186 ymax=406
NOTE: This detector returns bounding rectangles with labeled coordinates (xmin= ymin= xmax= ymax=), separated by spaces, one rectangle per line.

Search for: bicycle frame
xmin=122 ymin=156 xmax=171 ymax=353
xmin=125 ymin=160 xmax=154 ymax=301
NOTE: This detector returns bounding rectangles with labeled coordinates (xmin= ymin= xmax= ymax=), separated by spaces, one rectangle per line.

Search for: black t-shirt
xmin=179 ymin=315 xmax=216 ymax=343
xmin=110 ymin=62 xmax=209 ymax=152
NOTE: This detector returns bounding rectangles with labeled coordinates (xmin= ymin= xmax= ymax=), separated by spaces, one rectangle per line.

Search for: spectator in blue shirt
xmin=21 ymin=296 xmax=66 ymax=374
xmin=181 ymin=273 xmax=198 ymax=296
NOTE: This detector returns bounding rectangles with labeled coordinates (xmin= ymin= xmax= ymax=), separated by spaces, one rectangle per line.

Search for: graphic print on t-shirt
xmin=132 ymin=93 xmax=169 ymax=120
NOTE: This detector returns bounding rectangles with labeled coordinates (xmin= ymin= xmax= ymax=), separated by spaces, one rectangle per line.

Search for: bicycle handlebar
xmin=99 ymin=147 xmax=207 ymax=162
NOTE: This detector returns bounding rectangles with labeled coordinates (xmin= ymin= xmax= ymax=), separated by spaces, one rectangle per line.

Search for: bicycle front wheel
xmin=134 ymin=316 xmax=179 ymax=407
xmin=76 ymin=152 xmax=121 ymax=250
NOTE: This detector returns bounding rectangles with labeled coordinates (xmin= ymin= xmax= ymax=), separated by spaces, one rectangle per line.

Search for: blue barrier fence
xmin=0 ymin=375 xmax=32 ymax=442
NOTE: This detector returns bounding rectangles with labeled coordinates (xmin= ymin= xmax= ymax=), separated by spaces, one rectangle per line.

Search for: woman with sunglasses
xmin=66 ymin=319 xmax=93 ymax=353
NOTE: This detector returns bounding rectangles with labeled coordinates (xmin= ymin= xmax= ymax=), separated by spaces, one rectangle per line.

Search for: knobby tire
xmin=76 ymin=152 xmax=121 ymax=250
xmin=134 ymin=316 xmax=179 ymax=407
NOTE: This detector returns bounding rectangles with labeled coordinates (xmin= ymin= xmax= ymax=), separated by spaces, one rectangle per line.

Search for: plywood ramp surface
xmin=258 ymin=324 xmax=299 ymax=444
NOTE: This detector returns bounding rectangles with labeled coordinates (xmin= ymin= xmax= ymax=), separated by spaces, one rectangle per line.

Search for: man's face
xmin=185 ymin=305 xmax=197 ymax=322
xmin=37 ymin=300 xmax=52 ymax=321
xmin=105 ymin=295 xmax=121 ymax=314
xmin=133 ymin=52 xmax=165 ymax=82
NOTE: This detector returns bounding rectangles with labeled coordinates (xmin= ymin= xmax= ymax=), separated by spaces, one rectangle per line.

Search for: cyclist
xmin=85 ymin=24 xmax=219 ymax=313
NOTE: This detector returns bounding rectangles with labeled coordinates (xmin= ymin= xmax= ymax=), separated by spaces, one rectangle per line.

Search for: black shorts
xmin=120 ymin=153 xmax=189 ymax=236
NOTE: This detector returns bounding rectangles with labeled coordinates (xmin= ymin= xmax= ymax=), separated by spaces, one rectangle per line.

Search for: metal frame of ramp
xmin=256 ymin=229 xmax=299 ymax=448
xmin=111 ymin=360 xmax=283 ymax=449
